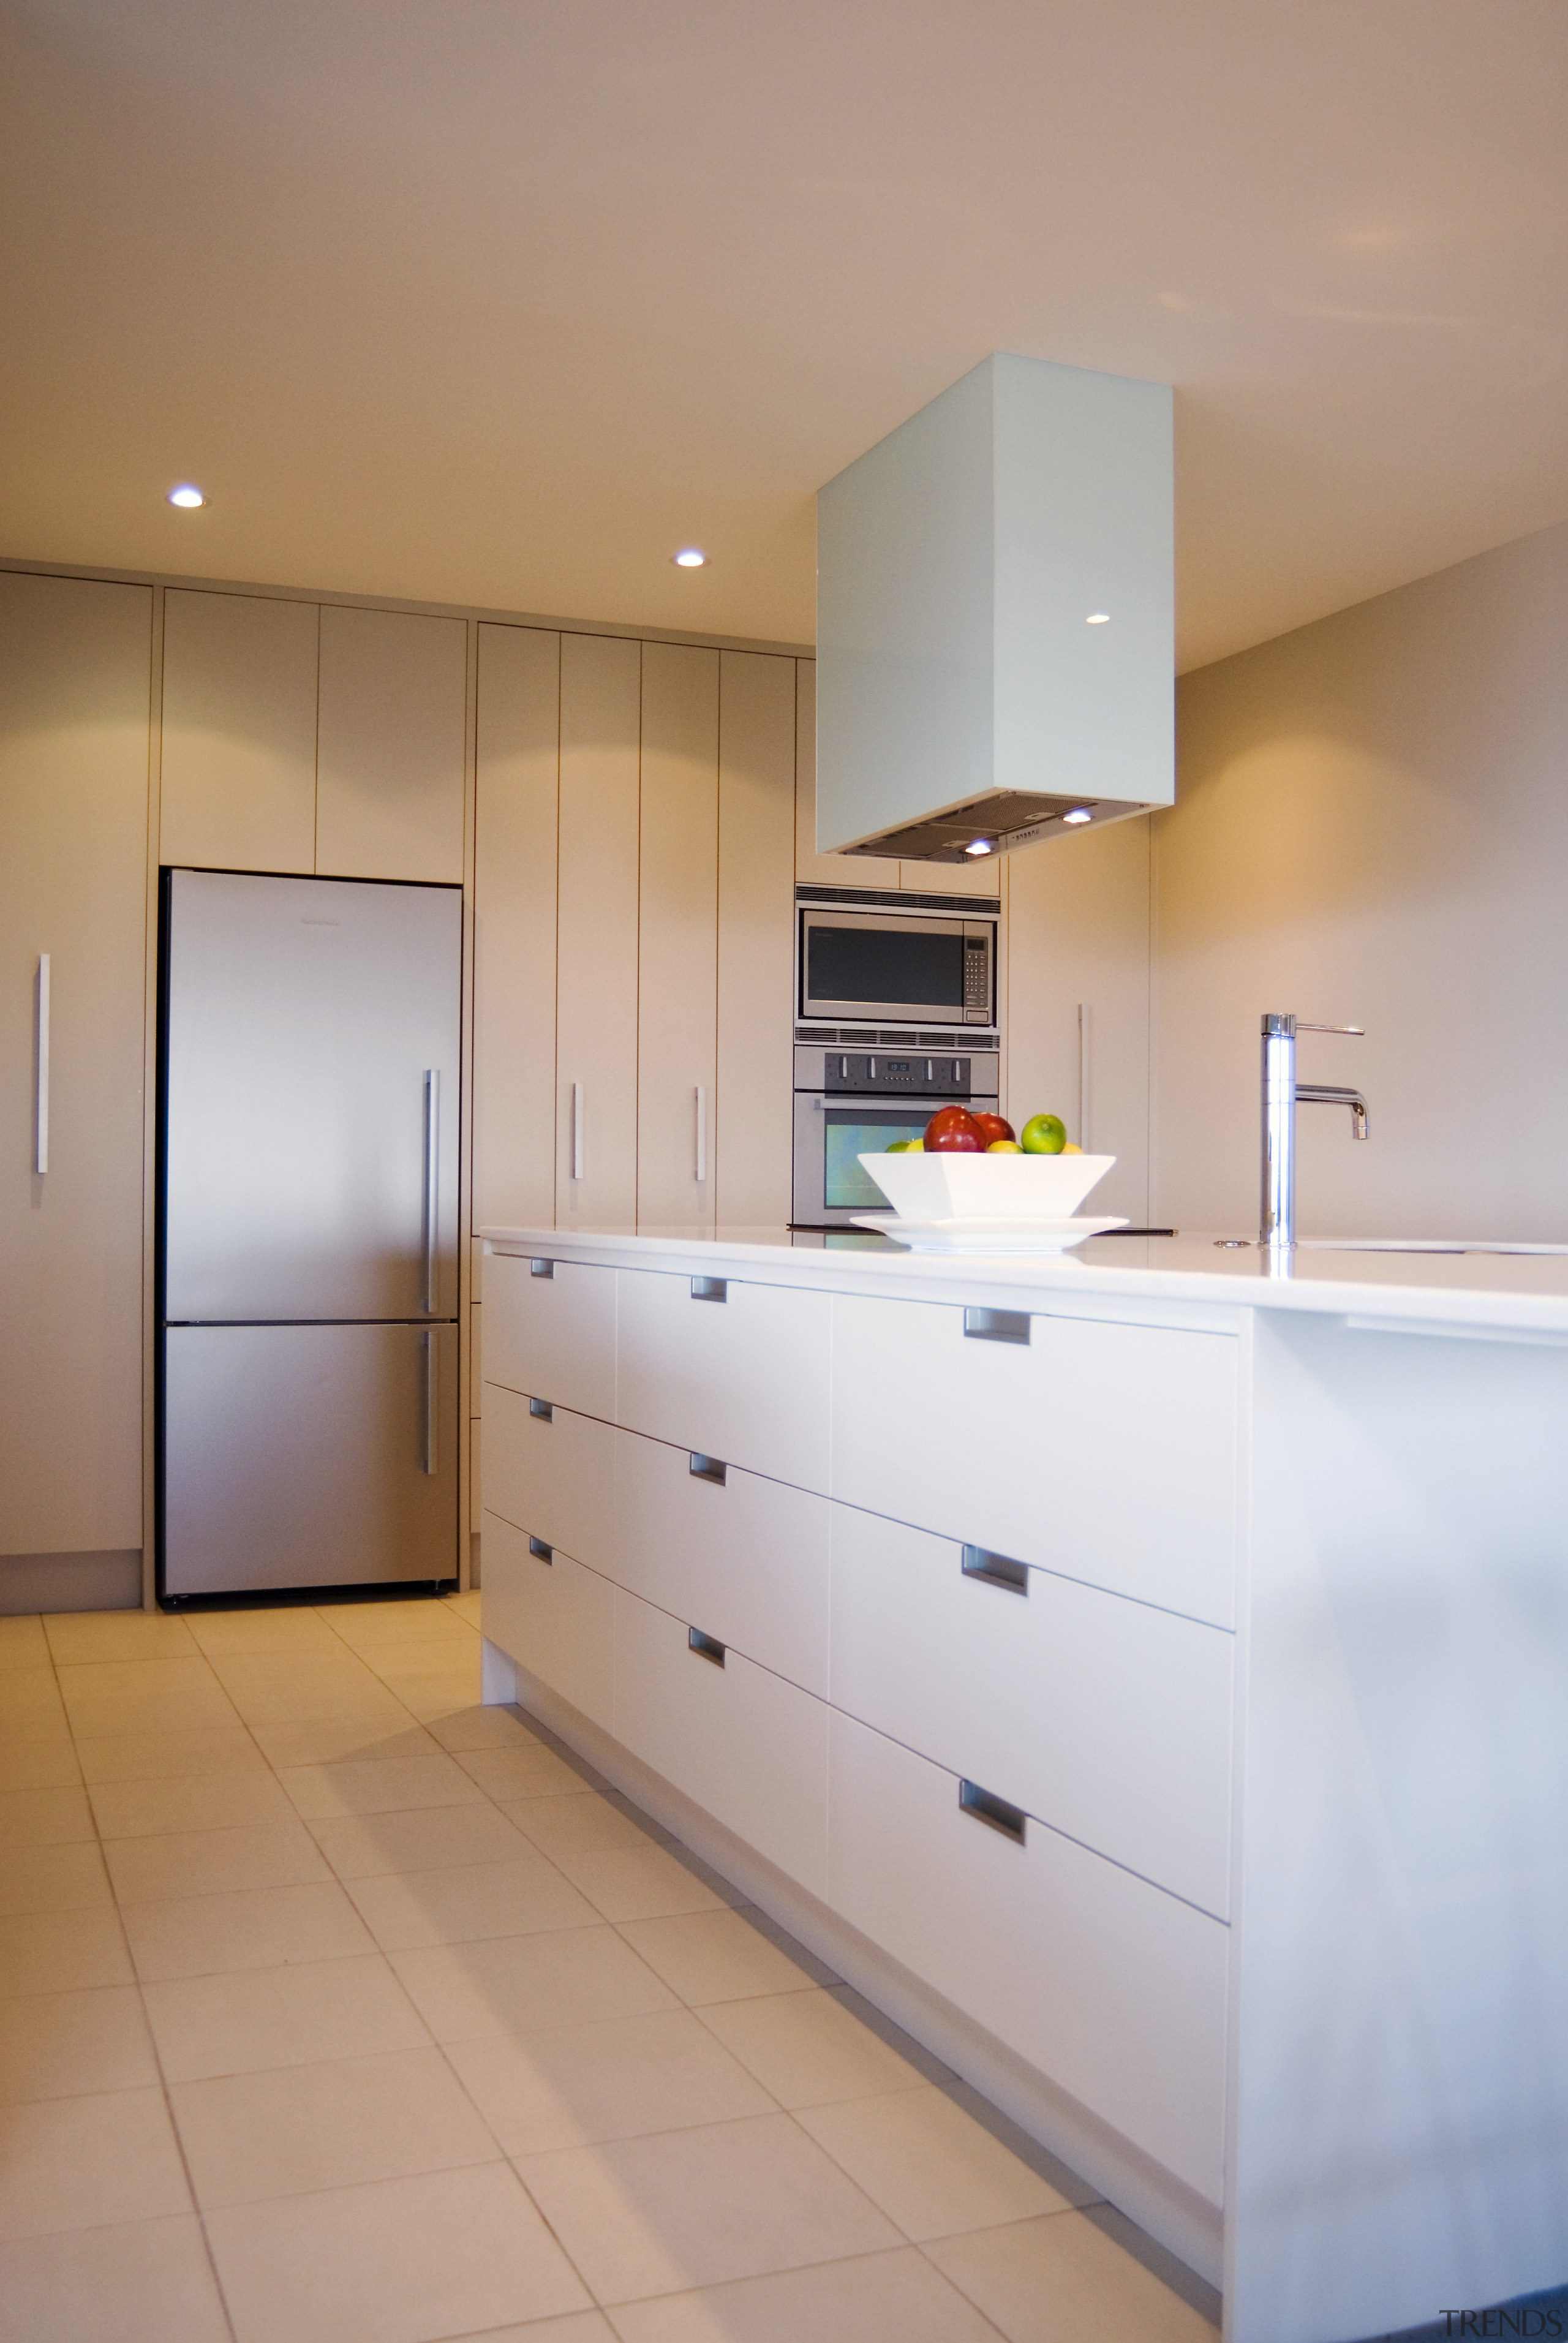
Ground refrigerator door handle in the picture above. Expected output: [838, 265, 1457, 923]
[422, 1069, 439, 1313]
[421, 1330, 437, 1474]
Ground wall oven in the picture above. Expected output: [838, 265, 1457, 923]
[792, 1042, 1001, 1229]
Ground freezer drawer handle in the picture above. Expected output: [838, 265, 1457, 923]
[959, 1781, 1027, 1844]
[420, 1332, 437, 1475]
[34, 954, 50, 1175]
[688, 1626, 726, 1667]
[528, 1536, 554, 1563]
[963, 1307, 1030, 1345]
[962, 1546, 1028, 1594]
[421, 1070, 440, 1313]
[529, 1397, 554, 1422]
[689, 1453, 727, 1487]
[530, 1259, 554, 1279]
[690, 1276, 727, 1302]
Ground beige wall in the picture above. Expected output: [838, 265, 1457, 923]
[1152, 517, 1568, 1240]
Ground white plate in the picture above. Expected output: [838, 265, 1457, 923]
[851, 1213, 1129, 1255]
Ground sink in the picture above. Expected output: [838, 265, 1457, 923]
[1298, 1239, 1568, 1256]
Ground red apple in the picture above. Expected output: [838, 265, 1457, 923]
[924, 1105, 984, 1153]
[971, 1112, 1016, 1148]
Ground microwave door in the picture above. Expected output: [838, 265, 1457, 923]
[799, 912, 991, 1026]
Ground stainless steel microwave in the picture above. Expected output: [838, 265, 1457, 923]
[796, 890, 997, 1029]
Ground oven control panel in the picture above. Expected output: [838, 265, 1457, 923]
[795, 1046, 1000, 1102]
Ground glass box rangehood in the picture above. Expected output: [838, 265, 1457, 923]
[815, 352, 1174, 864]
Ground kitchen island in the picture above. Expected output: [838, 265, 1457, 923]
[475, 1224, 1568, 2343]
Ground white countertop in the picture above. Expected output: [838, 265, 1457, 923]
[479, 1223, 1568, 1338]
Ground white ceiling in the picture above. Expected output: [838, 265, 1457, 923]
[3, 0, 1566, 668]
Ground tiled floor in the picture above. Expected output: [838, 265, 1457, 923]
[0, 1594, 1221, 2342]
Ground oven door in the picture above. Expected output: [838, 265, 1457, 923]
[798, 911, 994, 1027]
[792, 1096, 939, 1228]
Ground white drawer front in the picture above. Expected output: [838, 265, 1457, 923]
[613, 1431, 831, 1697]
[832, 1294, 1238, 1627]
[616, 1267, 831, 1492]
[613, 1587, 828, 1895]
[827, 1709, 1227, 2205]
[481, 1511, 614, 1730]
[829, 1504, 1232, 1917]
[482, 1386, 616, 1575]
[483, 1251, 616, 1421]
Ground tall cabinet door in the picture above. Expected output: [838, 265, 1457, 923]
[717, 651, 796, 1225]
[556, 633, 640, 1231]
[637, 643, 718, 1228]
[1, 572, 151, 1571]
[160, 590, 318, 873]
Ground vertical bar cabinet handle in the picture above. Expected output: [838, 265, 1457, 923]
[695, 1085, 707, 1183]
[571, 1082, 585, 1182]
[422, 1069, 439, 1313]
[35, 954, 50, 1175]
[421, 1330, 437, 1474]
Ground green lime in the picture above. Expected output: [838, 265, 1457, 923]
[1020, 1113, 1067, 1155]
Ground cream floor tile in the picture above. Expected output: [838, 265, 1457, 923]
[0, 2211, 234, 2343]
[105, 1819, 335, 1904]
[0, 1839, 113, 1917]
[0, 1781, 95, 1846]
[614, 1908, 838, 2007]
[0, 1729, 82, 1790]
[429, 1703, 543, 1753]
[321, 1599, 477, 1652]
[0, 1667, 67, 1726]
[0, 1907, 134, 1995]
[122, 1879, 377, 1981]
[390, 1923, 680, 2042]
[277, 1750, 490, 1820]
[184, 1606, 344, 1655]
[446, 2005, 775, 2154]
[346, 1855, 600, 1950]
[249, 1716, 439, 1769]
[75, 1724, 270, 1785]
[89, 1768, 297, 1838]
[43, 1611, 198, 1664]
[502, 1790, 669, 1858]
[606, 2246, 1006, 2342]
[307, 1798, 533, 1879]
[205, 2162, 590, 2343]
[445, 2320, 615, 2343]
[454, 1742, 590, 1800]
[0, 2085, 192, 2238]
[516, 2110, 903, 2302]
[144, 1951, 431, 2083]
[0, 1616, 48, 1666]
[795, 2087, 1079, 2241]
[63, 1675, 241, 1740]
[172, 2044, 499, 2208]
[0, 1984, 159, 2103]
[368, 1665, 484, 1724]
[441, 1590, 483, 1624]
[552, 1843, 739, 1924]
[206, 1651, 413, 1729]
[698, 1989, 936, 2110]
[925, 2213, 1220, 2343]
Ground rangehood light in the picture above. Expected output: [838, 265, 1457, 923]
[673, 547, 706, 567]
[1063, 807, 1093, 826]
[167, 483, 206, 509]
[1087, 611, 1110, 624]
[963, 838, 995, 857]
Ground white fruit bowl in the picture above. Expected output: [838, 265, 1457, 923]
[859, 1150, 1116, 1221]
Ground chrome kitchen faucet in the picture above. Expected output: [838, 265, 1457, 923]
[1261, 1013, 1369, 1250]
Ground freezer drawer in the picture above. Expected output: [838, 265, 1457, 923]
[162, 1322, 459, 1595]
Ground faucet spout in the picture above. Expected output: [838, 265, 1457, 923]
[1297, 1083, 1370, 1141]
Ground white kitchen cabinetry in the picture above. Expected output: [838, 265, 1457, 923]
[637, 643, 719, 1229]
[482, 1386, 616, 1577]
[831, 1291, 1239, 1628]
[315, 605, 467, 884]
[615, 1264, 831, 1490]
[826, 1707, 1227, 2204]
[827, 1502, 1232, 1916]
[481, 1251, 616, 1421]
[1, 572, 151, 1599]
[481, 1510, 614, 1731]
[717, 651, 796, 1225]
[159, 589, 319, 874]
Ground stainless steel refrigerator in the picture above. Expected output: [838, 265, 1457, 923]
[158, 869, 462, 1598]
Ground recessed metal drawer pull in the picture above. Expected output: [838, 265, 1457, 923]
[530, 1258, 554, 1279]
[960, 1781, 1027, 1843]
[528, 1536, 553, 1563]
[961, 1546, 1028, 1594]
[691, 1276, 727, 1302]
[529, 1397, 553, 1421]
[689, 1454, 727, 1487]
[688, 1626, 726, 1666]
[963, 1307, 1030, 1345]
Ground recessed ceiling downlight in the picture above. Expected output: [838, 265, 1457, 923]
[673, 547, 706, 567]
[1063, 807, 1093, 826]
[1086, 611, 1110, 624]
[167, 484, 206, 509]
